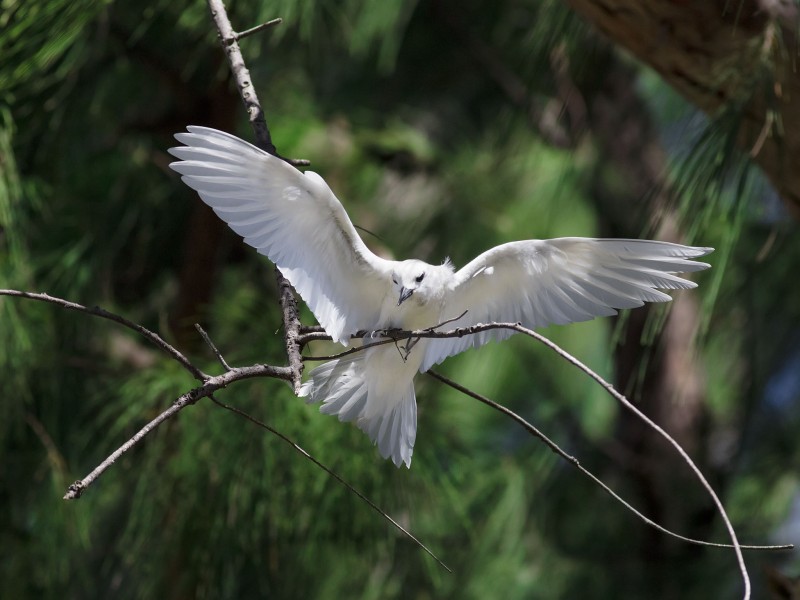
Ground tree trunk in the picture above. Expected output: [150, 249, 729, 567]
[566, 0, 800, 219]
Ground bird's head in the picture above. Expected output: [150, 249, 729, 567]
[391, 259, 453, 306]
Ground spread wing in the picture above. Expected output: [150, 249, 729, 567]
[169, 126, 393, 344]
[420, 238, 712, 371]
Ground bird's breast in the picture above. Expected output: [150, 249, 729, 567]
[376, 295, 442, 330]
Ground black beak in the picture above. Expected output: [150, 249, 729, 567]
[398, 287, 414, 306]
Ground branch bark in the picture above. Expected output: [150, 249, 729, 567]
[564, 0, 800, 219]
[206, 0, 276, 155]
[0, 289, 206, 380]
[205, 0, 304, 393]
[63, 364, 292, 500]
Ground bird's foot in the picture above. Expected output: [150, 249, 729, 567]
[394, 335, 420, 362]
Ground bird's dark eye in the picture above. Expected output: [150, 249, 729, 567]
[392, 277, 398, 285]
[415, 273, 425, 283]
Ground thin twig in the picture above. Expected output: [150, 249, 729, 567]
[427, 370, 792, 552]
[208, 395, 452, 573]
[428, 309, 469, 331]
[302, 337, 398, 362]
[478, 321, 753, 595]
[224, 18, 282, 44]
[194, 323, 232, 371]
[63, 363, 293, 499]
[64, 387, 201, 499]
[0, 289, 206, 380]
[508, 322, 752, 592]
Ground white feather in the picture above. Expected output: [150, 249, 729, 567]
[169, 127, 714, 468]
[169, 126, 392, 344]
[419, 238, 712, 371]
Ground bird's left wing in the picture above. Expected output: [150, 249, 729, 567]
[420, 238, 712, 371]
[169, 126, 393, 344]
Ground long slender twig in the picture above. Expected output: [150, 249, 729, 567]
[427, 370, 791, 552]
[64, 387, 201, 500]
[63, 363, 293, 499]
[208, 395, 451, 572]
[195, 323, 232, 371]
[0, 289, 206, 380]
[508, 322, 752, 593]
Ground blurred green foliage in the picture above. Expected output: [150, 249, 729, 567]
[1, 0, 799, 599]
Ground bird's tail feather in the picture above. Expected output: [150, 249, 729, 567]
[298, 353, 417, 468]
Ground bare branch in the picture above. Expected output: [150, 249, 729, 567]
[0, 289, 206, 380]
[4, 285, 446, 566]
[224, 18, 282, 43]
[429, 309, 469, 330]
[208, 395, 452, 572]
[63, 363, 293, 500]
[304, 319, 792, 571]
[302, 337, 398, 362]
[276, 269, 304, 393]
[206, 0, 275, 154]
[194, 323, 232, 371]
[427, 370, 793, 553]
[205, 0, 305, 393]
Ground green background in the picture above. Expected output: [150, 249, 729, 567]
[2, 1, 798, 598]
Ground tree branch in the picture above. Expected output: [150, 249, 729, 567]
[224, 18, 283, 43]
[0, 289, 206, 381]
[564, 0, 800, 220]
[302, 319, 793, 586]
[205, 0, 306, 393]
[506, 323, 752, 590]
[2, 284, 447, 567]
[195, 322, 232, 371]
[206, 0, 276, 155]
[63, 363, 292, 500]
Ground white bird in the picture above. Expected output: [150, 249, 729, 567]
[168, 126, 713, 468]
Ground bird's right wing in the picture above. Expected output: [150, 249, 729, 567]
[169, 126, 393, 344]
[420, 238, 712, 371]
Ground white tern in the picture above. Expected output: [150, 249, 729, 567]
[168, 126, 713, 468]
